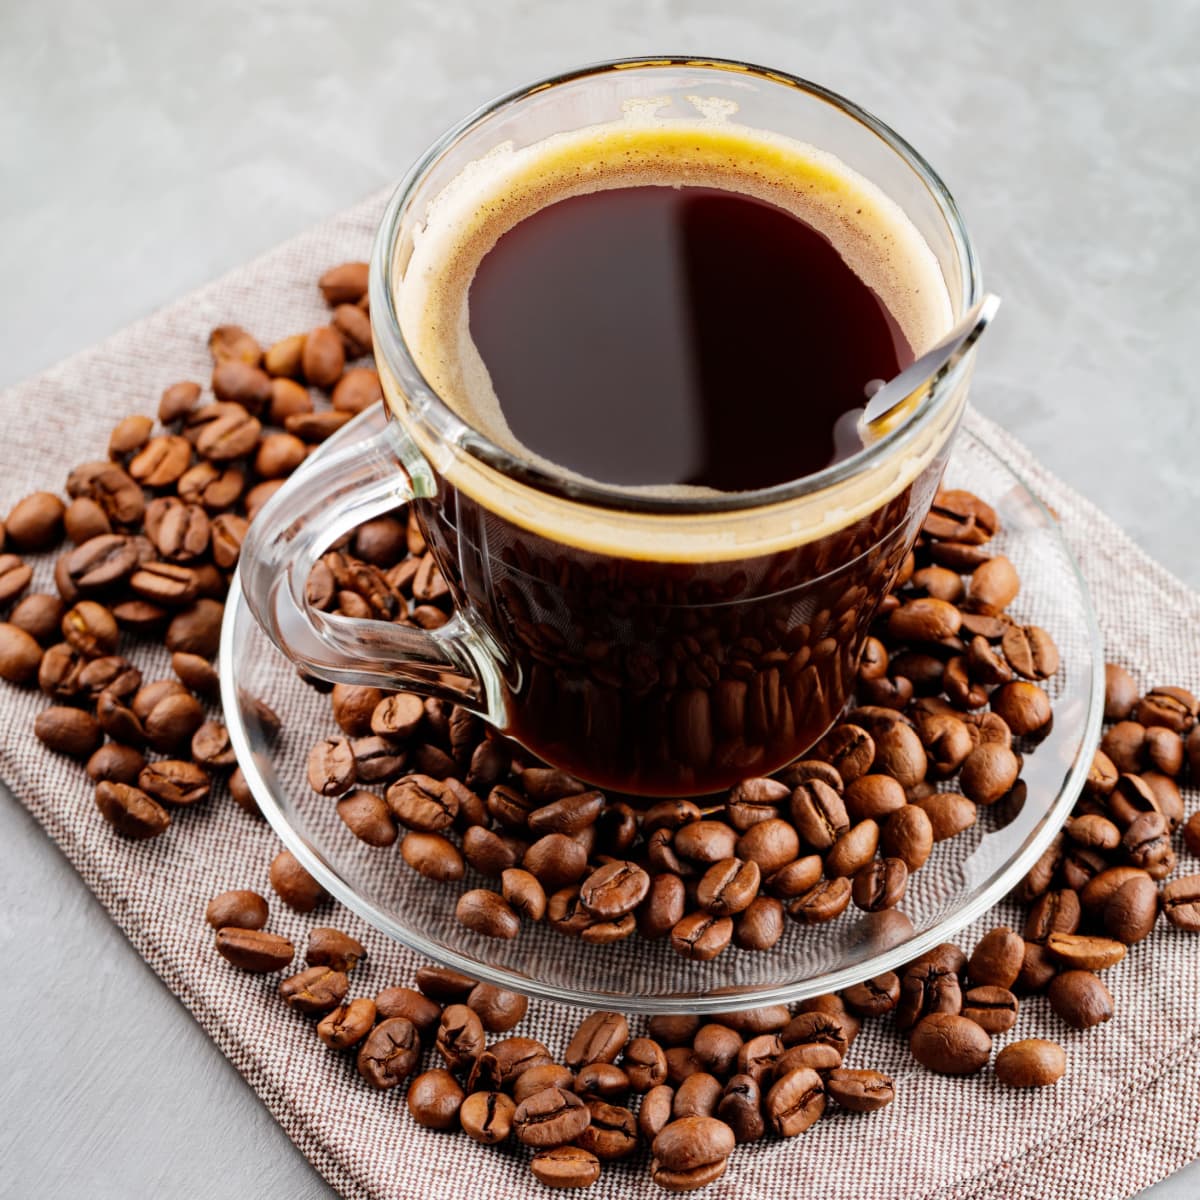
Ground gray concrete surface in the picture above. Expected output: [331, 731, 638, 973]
[1, 1, 1197, 1197]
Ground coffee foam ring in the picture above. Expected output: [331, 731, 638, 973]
[379, 355, 972, 565]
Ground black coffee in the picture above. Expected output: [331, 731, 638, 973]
[467, 185, 912, 491]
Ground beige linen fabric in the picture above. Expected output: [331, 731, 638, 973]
[1, 191, 1197, 1200]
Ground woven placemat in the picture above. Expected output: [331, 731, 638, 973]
[1, 190, 1197, 1200]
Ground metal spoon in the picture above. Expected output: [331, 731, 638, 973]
[858, 292, 1001, 436]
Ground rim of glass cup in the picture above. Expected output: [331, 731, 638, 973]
[221, 416, 1105, 1014]
[368, 55, 983, 515]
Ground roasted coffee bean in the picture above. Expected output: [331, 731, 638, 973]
[165, 598, 223, 658]
[307, 737, 356, 797]
[1135, 686, 1198, 733]
[1104, 874, 1160, 944]
[0, 622, 43, 684]
[961, 985, 1019, 1034]
[650, 1157, 728, 1192]
[463, 826, 523, 877]
[765, 1067, 825, 1136]
[734, 1034, 784, 1085]
[652, 1114, 735, 1173]
[401, 832, 464, 882]
[1182, 809, 1200, 858]
[215, 926, 293, 973]
[991, 681, 1052, 737]
[513, 1087, 590, 1148]
[994, 1039, 1066, 1089]
[64, 534, 139, 591]
[637, 1086, 676, 1143]
[695, 857, 761, 916]
[62, 600, 119, 658]
[9, 593, 65, 645]
[844, 773, 908, 821]
[1024, 889, 1082, 943]
[1066, 812, 1122, 851]
[1080, 866, 1150, 916]
[190, 720, 235, 768]
[734, 818, 799, 874]
[960, 743, 1020, 806]
[487, 783, 538, 830]
[285, 410, 354, 442]
[966, 554, 1019, 614]
[1103, 663, 1139, 720]
[501, 868, 547, 921]
[563, 1011, 628, 1069]
[685, 1024, 739, 1078]
[824, 818, 879, 878]
[725, 776, 789, 831]
[374, 986, 441, 1037]
[574, 1062, 631, 1103]
[515, 1065, 573, 1107]
[733, 895, 785, 951]
[460, 1090, 517, 1145]
[530, 1145, 602, 1189]
[1108, 772, 1162, 828]
[387, 774, 457, 831]
[106, 415, 152, 460]
[522, 833, 587, 890]
[405, 1069, 465, 1131]
[670, 911, 733, 961]
[370, 692, 425, 740]
[780, 1010, 855, 1057]
[826, 1068, 895, 1112]
[317, 997, 377, 1050]
[305, 927, 365, 973]
[717, 1075, 765, 1143]
[1016, 941, 1058, 994]
[358, 1017, 420, 1089]
[870, 720, 927, 789]
[968, 927, 1025, 988]
[673, 820, 738, 864]
[774, 1042, 842, 1076]
[456, 889, 520, 939]
[1003, 624, 1060, 681]
[672, 1071, 723, 1120]
[463, 982, 527, 1033]
[1162, 874, 1200, 931]
[0, 554, 33, 604]
[205, 889, 268, 931]
[228, 767, 260, 818]
[637, 872, 686, 941]
[269, 848, 326, 912]
[6, 492, 65, 551]
[280, 965, 349, 1015]
[842, 971, 900, 1018]
[330, 684, 386, 736]
[579, 861, 651, 918]
[1144, 729, 1184, 778]
[789, 779, 849, 851]
[94, 780, 169, 839]
[621, 1037, 667, 1092]
[816, 724, 875, 784]
[436, 1004, 486, 1071]
[85, 742, 146, 785]
[527, 789, 605, 838]
[909, 1013, 991, 1075]
[786, 876, 851, 925]
[413, 964, 477, 1004]
[301, 325, 346, 388]
[1049, 970, 1114, 1028]
[851, 856, 908, 911]
[143, 691, 205, 754]
[335, 790, 396, 847]
[912, 793, 975, 845]
[888, 597, 962, 643]
[470, 1037, 554, 1091]
[895, 962, 961, 1032]
[35, 705, 102, 758]
[138, 760, 210, 807]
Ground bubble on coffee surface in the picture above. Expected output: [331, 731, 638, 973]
[396, 104, 953, 497]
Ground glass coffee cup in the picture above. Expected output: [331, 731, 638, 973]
[240, 57, 984, 798]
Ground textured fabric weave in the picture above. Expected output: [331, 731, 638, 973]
[1, 191, 1197, 1200]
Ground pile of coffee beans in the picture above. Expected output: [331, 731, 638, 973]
[2, 260, 1198, 1192]
[0, 262, 379, 836]
[209, 858, 901, 1191]
[300, 486, 1059, 961]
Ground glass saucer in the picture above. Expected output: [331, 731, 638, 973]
[221, 409, 1104, 1014]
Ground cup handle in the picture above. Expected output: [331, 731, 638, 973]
[238, 404, 499, 715]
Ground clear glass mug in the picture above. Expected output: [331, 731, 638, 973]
[240, 57, 982, 798]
